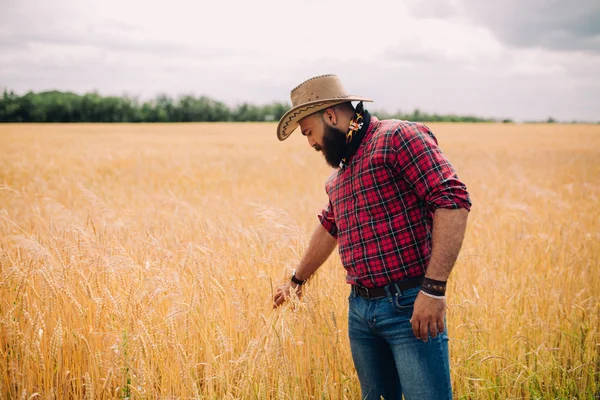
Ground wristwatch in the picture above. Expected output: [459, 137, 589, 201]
[291, 270, 306, 285]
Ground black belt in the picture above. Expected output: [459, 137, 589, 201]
[351, 276, 423, 299]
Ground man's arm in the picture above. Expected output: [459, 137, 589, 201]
[273, 223, 337, 308]
[411, 207, 469, 341]
[425, 208, 469, 281]
[390, 123, 471, 341]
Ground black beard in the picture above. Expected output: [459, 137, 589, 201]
[321, 124, 349, 168]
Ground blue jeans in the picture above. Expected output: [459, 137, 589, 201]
[348, 285, 452, 400]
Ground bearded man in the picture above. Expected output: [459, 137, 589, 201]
[273, 74, 471, 400]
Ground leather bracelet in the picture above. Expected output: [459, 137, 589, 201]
[421, 285, 446, 297]
[422, 277, 446, 296]
[291, 272, 306, 286]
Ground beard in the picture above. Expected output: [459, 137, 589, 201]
[320, 123, 349, 168]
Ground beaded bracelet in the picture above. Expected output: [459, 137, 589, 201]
[420, 290, 446, 300]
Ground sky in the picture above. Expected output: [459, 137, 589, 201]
[1, 0, 599, 121]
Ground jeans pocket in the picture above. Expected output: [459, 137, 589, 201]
[390, 287, 419, 313]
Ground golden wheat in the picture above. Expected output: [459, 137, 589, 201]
[0, 122, 598, 399]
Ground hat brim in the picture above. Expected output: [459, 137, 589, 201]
[277, 96, 373, 141]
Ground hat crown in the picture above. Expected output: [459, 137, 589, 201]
[290, 74, 349, 107]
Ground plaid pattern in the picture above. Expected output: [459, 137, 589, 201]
[318, 117, 471, 288]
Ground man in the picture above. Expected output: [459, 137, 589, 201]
[273, 74, 471, 400]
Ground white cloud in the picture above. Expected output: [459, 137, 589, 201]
[0, 0, 598, 121]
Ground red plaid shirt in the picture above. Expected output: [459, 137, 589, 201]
[318, 117, 471, 288]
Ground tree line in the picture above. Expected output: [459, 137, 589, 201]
[1, 89, 509, 123]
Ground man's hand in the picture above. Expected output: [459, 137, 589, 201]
[271, 224, 337, 309]
[273, 282, 302, 308]
[410, 292, 446, 341]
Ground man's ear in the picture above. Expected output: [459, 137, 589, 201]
[323, 108, 338, 126]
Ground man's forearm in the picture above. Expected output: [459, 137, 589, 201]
[424, 208, 469, 281]
[294, 224, 338, 281]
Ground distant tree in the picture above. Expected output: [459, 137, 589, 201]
[0, 90, 16, 121]
[0, 89, 511, 124]
[413, 108, 422, 121]
[263, 102, 289, 121]
[232, 103, 264, 122]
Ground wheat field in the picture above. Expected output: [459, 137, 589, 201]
[0, 122, 598, 399]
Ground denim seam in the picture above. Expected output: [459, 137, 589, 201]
[433, 333, 452, 399]
[390, 292, 414, 313]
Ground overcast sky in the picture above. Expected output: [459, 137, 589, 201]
[1, 0, 599, 121]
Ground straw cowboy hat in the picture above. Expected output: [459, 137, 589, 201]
[277, 74, 373, 141]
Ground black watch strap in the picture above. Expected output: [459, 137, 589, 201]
[291, 273, 306, 285]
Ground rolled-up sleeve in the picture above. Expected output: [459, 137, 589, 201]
[318, 200, 338, 238]
[392, 123, 471, 213]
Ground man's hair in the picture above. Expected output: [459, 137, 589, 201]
[315, 102, 356, 126]
[301, 102, 356, 124]
[322, 101, 355, 115]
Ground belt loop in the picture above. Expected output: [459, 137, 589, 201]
[364, 287, 370, 299]
[393, 283, 402, 297]
[383, 285, 393, 302]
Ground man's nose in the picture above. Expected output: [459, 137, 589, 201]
[307, 136, 317, 148]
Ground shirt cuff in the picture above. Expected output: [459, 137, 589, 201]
[428, 193, 472, 212]
[318, 213, 338, 238]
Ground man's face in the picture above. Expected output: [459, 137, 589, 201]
[299, 112, 348, 168]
